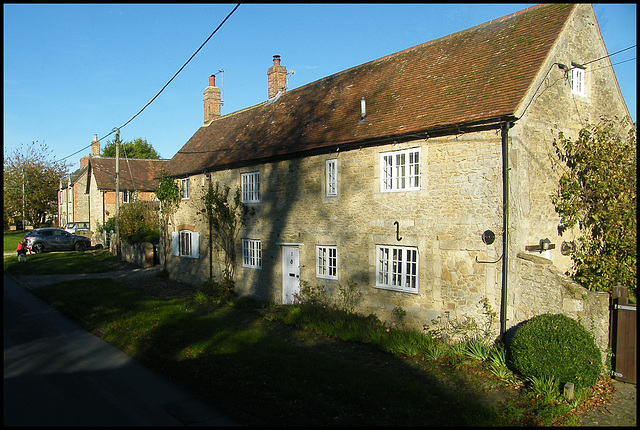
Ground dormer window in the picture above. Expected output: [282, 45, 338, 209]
[571, 64, 585, 96]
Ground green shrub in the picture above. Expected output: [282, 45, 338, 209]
[336, 280, 363, 313]
[509, 313, 602, 389]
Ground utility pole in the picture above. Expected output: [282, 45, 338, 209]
[115, 129, 120, 259]
[22, 166, 25, 230]
[67, 174, 71, 223]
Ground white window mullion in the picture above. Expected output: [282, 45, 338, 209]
[316, 245, 338, 279]
[242, 172, 260, 203]
[381, 148, 421, 192]
[326, 159, 337, 196]
[242, 239, 262, 268]
[376, 245, 419, 293]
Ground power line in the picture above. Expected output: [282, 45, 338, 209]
[117, 3, 240, 132]
[57, 3, 241, 164]
[583, 44, 636, 66]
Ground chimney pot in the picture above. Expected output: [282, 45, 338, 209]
[209, 74, 216, 87]
[273, 55, 281, 65]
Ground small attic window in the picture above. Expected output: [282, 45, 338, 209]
[571, 64, 585, 96]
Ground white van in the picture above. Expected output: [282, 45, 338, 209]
[64, 222, 90, 234]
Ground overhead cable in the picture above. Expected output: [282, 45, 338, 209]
[57, 3, 241, 164]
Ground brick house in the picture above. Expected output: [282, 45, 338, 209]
[161, 4, 630, 346]
[58, 135, 169, 234]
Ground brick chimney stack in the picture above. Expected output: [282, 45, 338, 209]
[81, 135, 100, 168]
[267, 55, 287, 99]
[204, 74, 221, 124]
[91, 134, 100, 156]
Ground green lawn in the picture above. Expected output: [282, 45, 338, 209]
[4, 230, 28, 253]
[6, 248, 607, 426]
[32, 278, 513, 426]
[3, 247, 117, 276]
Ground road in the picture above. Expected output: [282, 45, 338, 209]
[3, 274, 237, 426]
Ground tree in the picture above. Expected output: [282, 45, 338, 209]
[155, 169, 181, 273]
[3, 141, 69, 227]
[552, 116, 636, 296]
[102, 137, 161, 159]
[202, 181, 253, 283]
[118, 197, 159, 244]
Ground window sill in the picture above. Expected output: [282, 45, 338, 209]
[374, 285, 419, 294]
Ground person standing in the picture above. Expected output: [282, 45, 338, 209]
[16, 241, 28, 262]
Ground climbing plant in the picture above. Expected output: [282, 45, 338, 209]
[155, 169, 181, 272]
[202, 181, 253, 282]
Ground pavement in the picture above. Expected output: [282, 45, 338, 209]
[4, 270, 238, 426]
[5, 258, 637, 426]
[579, 380, 637, 427]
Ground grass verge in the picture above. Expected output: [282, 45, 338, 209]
[32, 279, 514, 426]
[13, 250, 614, 426]
[3, 250, 116, 276]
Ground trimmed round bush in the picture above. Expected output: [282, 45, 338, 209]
[509, 313, 602, 389]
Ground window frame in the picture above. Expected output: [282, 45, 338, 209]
[571, 65, 585, 96]
[380, 147, 421, 192]
[375, 245, 419, 293]
[171, 230, 199, 258]
[241, 171, 260, 203]
[180, 178, 190, 200]
[316, 245, 338, 279]
[326, 159, 337, 197]
[242, 238, 262, 269]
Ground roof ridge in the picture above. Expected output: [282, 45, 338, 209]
[258, 4, 562, 100]
[366, 4, 556, 67]
[92, 156, 169, 161]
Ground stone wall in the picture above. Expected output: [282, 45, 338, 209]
[511, 252, 609, 353]
[118, 240, 156, 268]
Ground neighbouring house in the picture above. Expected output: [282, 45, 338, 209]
[161, 4, 631, 349]
[58, 135, 169, 237]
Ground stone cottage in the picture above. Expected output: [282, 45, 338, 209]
[58, 135, 169, 235]
[162, 4, 630, 348]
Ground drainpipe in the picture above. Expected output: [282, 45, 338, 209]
[208, 173, 213, 281]
[500, 121, 511, 341]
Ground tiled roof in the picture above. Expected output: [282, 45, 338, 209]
[62, 165, 89, 189]
[89, 157, 169, 191]
[165, 3, 574, 177]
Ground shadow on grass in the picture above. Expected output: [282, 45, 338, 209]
[33, 279, 514, 426]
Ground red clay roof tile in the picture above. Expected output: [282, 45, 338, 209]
[166, 3, 574, 177]
[90, 157, 169, 191]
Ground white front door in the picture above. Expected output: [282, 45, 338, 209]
[282, 246, 300, 304]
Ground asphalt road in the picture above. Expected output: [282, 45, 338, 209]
[3, 274, 237, 426]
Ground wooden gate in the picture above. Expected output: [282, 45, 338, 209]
[609, 286, 637, 384]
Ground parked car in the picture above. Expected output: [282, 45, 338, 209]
[24, 228, 91, 253]
[64, 221, 90, 234]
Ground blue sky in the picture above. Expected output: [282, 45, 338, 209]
[4, 3, 636, 172]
